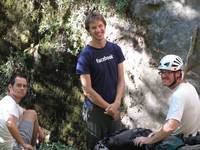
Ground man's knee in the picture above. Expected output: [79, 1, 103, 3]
[22, 109, 37, 122]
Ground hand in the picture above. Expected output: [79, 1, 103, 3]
[148, 132, 155, 137]
[23, 143, 33, 150]
[104, 103, 120, 120]
[38, 127, 45, 142]
[110, 102, 120, 113]
[112, 109, 120, 120]
[104, 104, 113, 116]
[134, 136, 150, 147]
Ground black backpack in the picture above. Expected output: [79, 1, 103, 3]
[94, 128, 153, 150]
[184, 132, 200, 145]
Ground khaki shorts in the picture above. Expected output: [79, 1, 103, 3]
[13, 120, 33, 150]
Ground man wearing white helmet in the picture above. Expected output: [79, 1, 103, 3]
[134, 54, 200, 149]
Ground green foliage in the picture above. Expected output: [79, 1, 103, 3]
[98, 0, 131, 16]
[116, 0, 130, 14]
[40, 143, 78, 150]
[0, 52, 29, 76]
[29, 52, 86, 149]
[0, 51, 32, 98]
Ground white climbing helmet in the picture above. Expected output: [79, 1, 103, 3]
[158, 54, 184, 71]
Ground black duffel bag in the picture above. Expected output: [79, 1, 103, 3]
[94, 128, 153, 150]
[184, 132, 200, 145]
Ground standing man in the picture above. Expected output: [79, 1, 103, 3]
[134, 54, 200, 149]
[0, 73, 44, 150]
[76, 11, 125, 149]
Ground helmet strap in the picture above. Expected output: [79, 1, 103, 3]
[168, 71, 181, 88]
[168, 74, 177, 88]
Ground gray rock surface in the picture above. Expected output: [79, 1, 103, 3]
[130, 0, 200, 59]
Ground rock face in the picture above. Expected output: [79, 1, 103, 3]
[184, 27, 200, 94]
[130, 0, 200, 59]
[105, 0, 200, 130]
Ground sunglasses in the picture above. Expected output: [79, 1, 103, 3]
[158, 70, 173, 75]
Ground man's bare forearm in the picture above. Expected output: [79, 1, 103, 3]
[82, 85, 110, 109]
[114, 79, 125, 108]
[7, 121, 26, 147]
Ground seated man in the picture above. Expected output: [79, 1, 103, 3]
[134, 54, 200, 149]
[0, 73, 44, 150]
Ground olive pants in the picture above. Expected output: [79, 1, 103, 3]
[82, 104, 123, 150]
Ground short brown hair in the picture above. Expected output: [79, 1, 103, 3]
[85, 11, 106, 32]
[9, 73, 28, 86]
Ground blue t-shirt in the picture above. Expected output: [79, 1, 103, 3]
[76, 41, 125, 105]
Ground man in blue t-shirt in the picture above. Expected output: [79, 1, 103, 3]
[76, 11, 125, 149]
